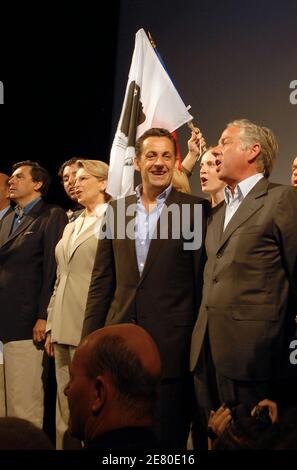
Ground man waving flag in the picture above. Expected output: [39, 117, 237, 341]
[107, 28, 193, 198]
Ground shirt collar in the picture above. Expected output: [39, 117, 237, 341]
[14, 196, 42, 217]
[135, 184, 172, 204]
[224, 173, 264, 205]
[224, 185, 242, 205]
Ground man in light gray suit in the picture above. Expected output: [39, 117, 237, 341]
[190, 119, 297, 447]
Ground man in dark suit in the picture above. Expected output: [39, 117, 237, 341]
[0, 160, 67, 427]
[82, 128, 208, 447]
[190, 119, 297, 447]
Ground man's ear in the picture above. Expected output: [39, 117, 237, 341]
[247, 143, 261, 163]
[33, 181, 43, 193]
[134, 157, 141, 172]
[92, 376, 107, 414]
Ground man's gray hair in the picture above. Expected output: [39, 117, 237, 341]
[227, 119, 278, 178]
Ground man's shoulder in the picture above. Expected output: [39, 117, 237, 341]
[40, 202, 67, 214]
[175, 191, 208, 205]
[266, 182, 297, 201]
[171, 191, 210, 217]
[267, 181, 287, 191]
[33, 201, 68, 224]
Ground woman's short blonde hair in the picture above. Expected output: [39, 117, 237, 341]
[76, 159, 109, 179]
[76, 159, 111, 201]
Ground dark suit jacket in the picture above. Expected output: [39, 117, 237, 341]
[0, 199, 68, 341]
[83, 188, 208, 379]
[190, 178, 297, 381]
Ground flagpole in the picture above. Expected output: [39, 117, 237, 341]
[147, 31, 156, 49]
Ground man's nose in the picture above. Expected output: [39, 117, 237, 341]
[69, 175, 76, 185]
[154, 155, 166, 166]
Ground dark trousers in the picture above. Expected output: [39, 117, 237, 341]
[153, 375, 194, 449]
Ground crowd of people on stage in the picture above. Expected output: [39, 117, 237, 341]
[0, 120, 296, 450]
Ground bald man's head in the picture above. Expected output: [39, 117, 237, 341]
[0, 173, 10, 210]
[65, 324, 161, 442]
[80, 324, 161, 419]
[83, 324, 161, 378]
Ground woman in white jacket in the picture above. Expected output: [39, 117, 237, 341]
[45, 159, 109, 449]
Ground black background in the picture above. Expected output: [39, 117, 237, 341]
[0, 2, 120, 207]
[113, 0, 297, 195]
[1, 0, 296, 202]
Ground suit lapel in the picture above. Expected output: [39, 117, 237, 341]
[0, 200, 45, 247]
[207, 201, 225, 250]
[217, 178, 268, 252]
[59, 221, 74, 263]
[68, 220, 96, 260]
[122, 195, 139, 279]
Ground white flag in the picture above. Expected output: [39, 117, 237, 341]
[107, 28, 193, 199]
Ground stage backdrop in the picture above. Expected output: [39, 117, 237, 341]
[112, 0, 297, 195]
[0, 2, 120, 207]
[1, 1, 296, 201]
